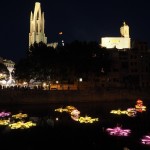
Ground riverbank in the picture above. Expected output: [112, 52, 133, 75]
[0, 88, 150, 105]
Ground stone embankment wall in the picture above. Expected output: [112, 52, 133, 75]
[0, 89, 150, 105]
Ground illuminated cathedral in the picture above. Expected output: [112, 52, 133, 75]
[101, 22, 131, 50]
[29, 2, 58, 49]
[29, 2, 47, 47]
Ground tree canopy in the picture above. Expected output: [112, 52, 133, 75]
[15, 41, 111, 83]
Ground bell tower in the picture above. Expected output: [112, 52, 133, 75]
[120, 22, 130, 38]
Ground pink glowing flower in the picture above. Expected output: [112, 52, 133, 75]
[106, 126, 131, 136]
[0, 111, 11, 117]
[141, 135, 150, 145]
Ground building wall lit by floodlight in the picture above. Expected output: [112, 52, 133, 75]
[29, 2, 47, 47]
[101, 22, 131, 50]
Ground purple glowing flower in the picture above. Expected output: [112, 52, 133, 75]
[0, 111, 11, 117]
[106, 126, 131, 136]
[141, 135, 150, 145]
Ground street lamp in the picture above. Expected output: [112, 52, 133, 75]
[78, 78, 82, 90]
[56, 81, 59, 90]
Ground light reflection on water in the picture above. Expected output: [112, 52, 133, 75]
[0, 101, 150, 150]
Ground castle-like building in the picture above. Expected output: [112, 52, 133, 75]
[101, 22, 131, 50]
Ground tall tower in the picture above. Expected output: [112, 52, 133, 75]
[29, 2, 47, 48]
[120, 22, 130, 38]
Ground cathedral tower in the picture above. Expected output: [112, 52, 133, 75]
[29, 2, 47, 48]
[120, 22, 130, 38]
[101, 21, 130, 49]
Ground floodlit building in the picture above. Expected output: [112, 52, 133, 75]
[101, 22, 131, 50]
[29, 2, 47, 48]
[29, 2, 58, 50]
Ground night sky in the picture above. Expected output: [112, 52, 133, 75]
[0, 0, 150, 62]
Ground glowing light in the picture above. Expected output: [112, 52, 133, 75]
[55, 105, 77, 114]
[126, 108, 137, 117]
[59, 32, 63, 35]
[106, 126, 131, 136]
[55, 107, 68, 113]
[70, 109, 80, 121]
[0, 119, 10, 125]
[135, 99, 146, 112]
[12, 113, 28, 119]
[65, 105, 77, 113]
[54, 105, 98, 123]
[43, 82, 46, 87]
[0, 111, 11, 117]
[110, 109, 127, 115]
[9, 121, 36, 129]
[78, 115, 99, 123]
[141, 135, 150, 145]
[79, 78, 82, 82]
[23, 81, 28, 86]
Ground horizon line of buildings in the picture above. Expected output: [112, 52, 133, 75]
[28, 2, 132, 51]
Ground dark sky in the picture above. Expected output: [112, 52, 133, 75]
[0, 0, 150, 62]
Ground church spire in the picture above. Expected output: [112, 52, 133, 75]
[29, 2, 47, 47]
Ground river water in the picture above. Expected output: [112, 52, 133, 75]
[0, 101, 150, 150]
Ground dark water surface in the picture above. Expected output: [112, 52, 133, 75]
[0, 101, 150, 150]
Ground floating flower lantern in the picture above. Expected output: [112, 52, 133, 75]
[126, 108, 137, 117]
[78, 115, 99, 123]
[141, 135, 150, 145]
[55, 107, 68, 113]
[106, 125, 131, 136]
[0, 119, 10, 125]
[9, 121, 36, 129]
[110, 109, 127, 115]
[65, 105, 77, 113]
[135, 99, 146, 112]
[70, 109, 80, 121]
[0, 111, 11, 118]
[12, 113, 28, 119]
[55, 105, 77, 113]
